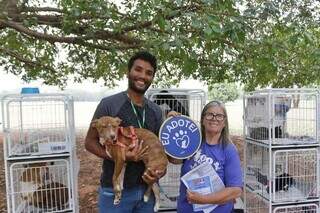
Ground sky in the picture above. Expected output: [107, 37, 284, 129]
[0, 71, 121, 93]
[0, 71, 207, 94]
[0, 72, 92, 93]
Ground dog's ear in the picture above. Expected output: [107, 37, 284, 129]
[91, 119, 98, 128]
[115, 117, 122, 125]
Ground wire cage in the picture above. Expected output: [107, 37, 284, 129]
[158, 163, 182, 209]
[146, 88, 206, 210]
[244, 89, 319, 145]
[245, 190, 269, 213]
[146, 88, 206, 125]
[273, 203, 319, 213]
[7, 158, 74, 213]
[246, 192, 319, 213]
[245, 141, 319, 206]
[1, 94, 75, 157]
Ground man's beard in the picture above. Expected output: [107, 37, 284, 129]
[128, 78, 151, 94]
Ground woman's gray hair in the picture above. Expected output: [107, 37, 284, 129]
[200, 100, 231, 146]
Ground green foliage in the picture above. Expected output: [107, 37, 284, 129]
[0, 0, 319, 89]
[208, 82, 239, 103]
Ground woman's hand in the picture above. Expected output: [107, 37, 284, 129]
[187, 187, 242, 205]
[167, 110, 180, 118]
[186, 190, 206, 204]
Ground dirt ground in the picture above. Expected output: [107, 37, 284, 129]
[0, 133, 243, 213]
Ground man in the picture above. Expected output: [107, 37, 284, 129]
[85, 51, 164, 212]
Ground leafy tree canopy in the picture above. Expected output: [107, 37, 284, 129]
[208, 82, 239, 103]
[0, 0, 319, 90]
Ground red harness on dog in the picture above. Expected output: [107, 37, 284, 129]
[104, 126, 139, 161]
[114, 126, 138, 148]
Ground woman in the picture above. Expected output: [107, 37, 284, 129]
[175, 100, 243, 213]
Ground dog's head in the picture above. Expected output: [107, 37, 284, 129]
[20, 162, 49, 183]
[91, 116, 122, 145]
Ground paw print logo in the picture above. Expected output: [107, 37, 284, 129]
[193, 149, 202, 161]
[173, 130, 190, 149]
[213, 162, 221, 171]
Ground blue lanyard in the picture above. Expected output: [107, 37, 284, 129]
[130, 100, 145, 128]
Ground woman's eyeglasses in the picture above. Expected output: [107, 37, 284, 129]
[204, 112, 225, 121]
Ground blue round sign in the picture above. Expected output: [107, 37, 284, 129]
[159, 115, 201, 159]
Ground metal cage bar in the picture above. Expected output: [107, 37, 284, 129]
[2, 93, 78, 213]
[244, 88, 320, 213]
[146, 88, 206, 210]
[2, 94, 74, 157]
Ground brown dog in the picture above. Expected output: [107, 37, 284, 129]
[20, 162, 50, 202]
[91, 116, 168, 211]
[20, 162, 49, 183]
[32, 182, 69, 210]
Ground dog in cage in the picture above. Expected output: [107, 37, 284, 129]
[247, 96, 291, 140]
[154, 90, 189, 116]
[252, 168, 295, 193]
[20, 162, 49, 184]
[19, 162, 69, 211]
[31, 182, 69, 211]
[20, 162, 50, 202]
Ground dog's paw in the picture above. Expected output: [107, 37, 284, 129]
[173, 130, 190, 149]
[143, 194, 150, 202]
[153, 201, 160, 212]
[113, 198, 121, 205]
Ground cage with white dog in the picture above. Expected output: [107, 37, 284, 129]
[7, 159, 74, 212]
[2, 91, 78, 213]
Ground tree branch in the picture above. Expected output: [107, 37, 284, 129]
[0, 46, 38, 67]
[2, 12, 144, 45]
[164, 63, 174, 77]
[0, 19, 90, 43]
[21, 6, 63, 13]
[0, 46, 59, 77]
[22, 14, 63, 26]
[2, 0, 20, 20]
[197, 58, 228, 68]
[78, 41, 142, 51]
[0, 19, 144, 49]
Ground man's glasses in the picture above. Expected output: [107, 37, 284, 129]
[204, 112, 225, 121]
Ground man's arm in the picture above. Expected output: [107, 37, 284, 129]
[84, 124, 110, 159]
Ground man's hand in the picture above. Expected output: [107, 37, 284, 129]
[142, 168, 165, 185]
[125, 140, 149, 162]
